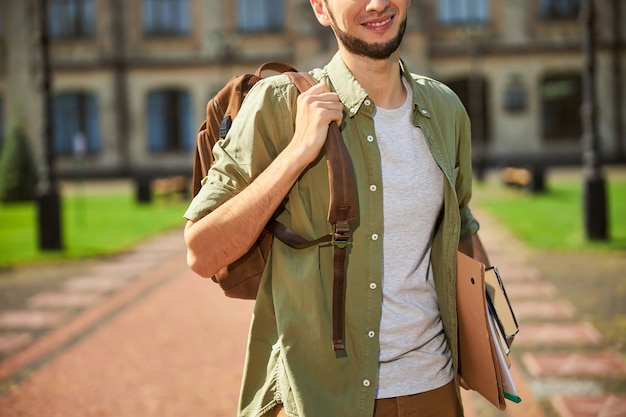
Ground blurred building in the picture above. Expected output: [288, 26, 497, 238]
[0, 0, 624, 180]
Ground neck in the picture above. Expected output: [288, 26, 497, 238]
[339, 49, 406, 109]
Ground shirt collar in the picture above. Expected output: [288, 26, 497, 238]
[399, 59, 432, 121]
[321, 52, 432, 122]
[324, 52, 371, 118]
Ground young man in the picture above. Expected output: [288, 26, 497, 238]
[184, 0, 489, 416]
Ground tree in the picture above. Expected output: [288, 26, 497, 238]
[0, 125, 40, 202]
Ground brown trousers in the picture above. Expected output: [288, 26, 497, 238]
[269, 380, 461, 417]
[373, 381, 461, 417]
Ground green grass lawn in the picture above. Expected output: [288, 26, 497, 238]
[0, 189, 189, 267]
[2, 174, 624, 267]
[474, 174, 626, 251]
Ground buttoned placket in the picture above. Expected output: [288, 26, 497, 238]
[355, 96, 382, 405]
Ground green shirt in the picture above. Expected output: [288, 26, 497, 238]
[185, 53, 479, 417]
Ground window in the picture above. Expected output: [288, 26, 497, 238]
[147, 89, 193, 153]
[52, 92, 102, 156]
[539, 0, 581, 20]
[446, 77, 491, 143]
[438, 0, 490, 25]
[47, 0, 95, 39]
[540, 74, 582, 141]
[143, 0, 190, 36]
[237, 0, 284, 33]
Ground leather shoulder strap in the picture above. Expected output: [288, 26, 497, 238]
[285, 71, 357, 351]
[285, 72, 359, 227]
[256, 62, 297, 76]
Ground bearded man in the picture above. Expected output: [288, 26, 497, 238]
[184, 1, 489, 416]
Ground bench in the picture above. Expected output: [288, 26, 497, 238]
[135, 175, 189, 203]
[502, 166, 546, 193]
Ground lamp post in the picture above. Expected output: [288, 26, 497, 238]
[581, 0, 608, 241]
[611, 0, 623, 161]
[111, 0, 130, 176]
[464, 23, 487, 182]
[36, 0, 63, 251]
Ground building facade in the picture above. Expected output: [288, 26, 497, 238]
[0, 0, 624, 180]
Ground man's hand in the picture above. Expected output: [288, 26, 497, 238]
[185, 83, 343, 279]
[460, 376, 471, 391]
[288, 82, 344, 166]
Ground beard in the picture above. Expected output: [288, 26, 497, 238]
[326, 9, 407, 60]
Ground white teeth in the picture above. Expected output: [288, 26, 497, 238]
[368, 17, 391, 27]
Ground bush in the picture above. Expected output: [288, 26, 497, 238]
[0, 125, 39, 202]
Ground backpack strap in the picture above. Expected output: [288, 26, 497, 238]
[285, 72, 358, 225]
[256, 62, 297, 76]
[285, 71, 358, 351]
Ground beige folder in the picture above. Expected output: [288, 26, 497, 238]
[456, 251, 520, 410]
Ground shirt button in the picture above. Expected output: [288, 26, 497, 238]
[368, 331, 376, 338]
[364, 99, 372, 106]
[350, 107, 357, 114]
[421, 109, 429, 116]
[366, 135, 374, 142]
[369, 283, 377, 290]
[363, 379, 371, 387]
[369, 184, 377, 192]
[371, 233, 379, 241]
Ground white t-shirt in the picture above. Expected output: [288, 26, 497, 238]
[374, 78, 454, 398]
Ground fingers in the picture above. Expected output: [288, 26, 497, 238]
[459, 377, 471, 391]
[297, 82, 343, 125]
[298, 82, 338, 105]
[288, 81, 343, 165]
[306, 81, 333, 94]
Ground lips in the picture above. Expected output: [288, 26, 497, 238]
[362, 15, 394, 31]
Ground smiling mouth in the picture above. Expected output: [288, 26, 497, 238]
[363, 16, 394, 29]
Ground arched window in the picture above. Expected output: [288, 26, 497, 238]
[237, 0, 284, 33]
[540, 73, 582, 141]
[147, 89, 193, 153]
[143, 0, 190, 36]
[47, 0, 95, 39]
[52, 92, 101, 156]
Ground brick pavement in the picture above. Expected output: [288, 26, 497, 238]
[0, 229, 254, 416]
[471, 208, 626, 417]
[0, 208, 624, 416]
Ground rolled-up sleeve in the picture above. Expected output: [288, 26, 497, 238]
[455, 104, 480, 241]
[183, 76, 297, 222]
[459, 206, 480, 241]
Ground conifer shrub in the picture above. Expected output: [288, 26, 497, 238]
[0, 125, 39, 202]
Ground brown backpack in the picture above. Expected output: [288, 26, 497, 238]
[191, 63, 357, 350]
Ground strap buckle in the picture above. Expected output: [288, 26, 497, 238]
[332, 223, 350, 249]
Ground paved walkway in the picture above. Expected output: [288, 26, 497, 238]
[0, 230, 254, 416]
[463, 208, 626, 417]
[0, 207, 625, 416]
